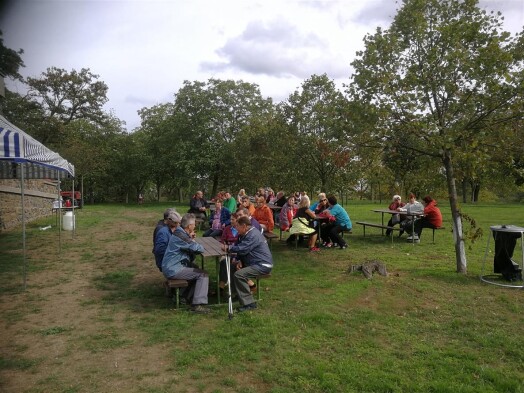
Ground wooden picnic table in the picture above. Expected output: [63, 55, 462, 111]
[372, 208, 423, 243]
[194, 236, 226, 304]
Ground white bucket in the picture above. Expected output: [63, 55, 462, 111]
[63, 211, 75, 231]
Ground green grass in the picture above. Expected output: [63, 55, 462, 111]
[0, 201, 523, 392]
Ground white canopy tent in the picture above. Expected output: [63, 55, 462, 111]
[0, 114, 75, 289]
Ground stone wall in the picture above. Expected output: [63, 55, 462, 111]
[0, 179, 58, 232]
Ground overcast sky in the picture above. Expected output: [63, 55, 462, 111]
[1, 0, 523, 132]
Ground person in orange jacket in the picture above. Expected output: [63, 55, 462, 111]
[252, 196, 274, 233]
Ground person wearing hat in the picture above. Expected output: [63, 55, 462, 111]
[385, 194, 405, 236]
[153, 210, 182, 272]
[162, 213, 211, 314]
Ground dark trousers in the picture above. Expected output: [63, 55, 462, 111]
[413, 218, 437, 237]
[320, 223, 347, 247]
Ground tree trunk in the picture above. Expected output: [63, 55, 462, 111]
[443, 150, 467, 274]
[461, 178, 468, 203]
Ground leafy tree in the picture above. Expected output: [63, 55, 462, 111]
[282, 74, 354, 193]
[349, 0, 524, 273]
[172, 79, 273, 196]
[26, 67, 108, 136]
[0, 30, 24, 81]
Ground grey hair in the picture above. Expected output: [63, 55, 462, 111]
[180, 213, 196, 228]
[163, 207, 176, 219]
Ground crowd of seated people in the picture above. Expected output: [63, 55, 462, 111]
[154, 187, 446, 315]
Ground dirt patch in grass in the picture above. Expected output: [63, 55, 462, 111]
[0, 208, 184, 393]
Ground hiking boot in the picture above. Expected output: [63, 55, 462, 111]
[190, 304, 211, 314]
[237, 303, 257, 312]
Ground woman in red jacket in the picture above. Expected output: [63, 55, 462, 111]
[385, 194, 405, 236]
[414, 195, 442, 240]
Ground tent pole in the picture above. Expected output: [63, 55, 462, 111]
[20, 162, 27, 291]
[72, 177, 75, 238]
[58, 172, 62, 254]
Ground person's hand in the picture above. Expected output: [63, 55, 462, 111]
[235, 263, 242, 270]
[221, 243, 229, 252]
[190, 231, 196, 239]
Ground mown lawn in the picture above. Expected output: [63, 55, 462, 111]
[0, 201, 523, 393]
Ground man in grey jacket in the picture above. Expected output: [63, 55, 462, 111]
[225, 216, 273, 312]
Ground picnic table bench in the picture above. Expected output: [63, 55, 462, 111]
[356, 221, 445, 243]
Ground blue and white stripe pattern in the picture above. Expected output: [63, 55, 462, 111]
[0, 115, 75, 177]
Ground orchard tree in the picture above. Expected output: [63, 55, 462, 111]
[282, 74, 354, 192]
[349, 0, 524, 273]
[0, 30, 24, 81]
[26, 67, 108, 143]
[172, 79, 273, 196]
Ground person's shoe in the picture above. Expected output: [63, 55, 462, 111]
[190, 304, 211, 314]
[323, 242, 333, 248]
[237, 303, 257, 312]
[339, 244, 348, 250]
[249, 283, 257, 294]
[309, 247, 321, 252]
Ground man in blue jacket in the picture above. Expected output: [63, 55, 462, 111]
[225, 216, 273, 312]
[162, 213, 211, 314]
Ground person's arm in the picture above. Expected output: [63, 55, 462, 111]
[306, 208, 316, 219]
[222, 209, 231, 227]
[154, 229, 170, 256]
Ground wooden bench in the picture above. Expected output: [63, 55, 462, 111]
[356, 221, 399, 242]
[263, 231, 278, 250]
[164, 279, 189, 308]
[255, 274, 271, 301]
[356, 221, 445, 243]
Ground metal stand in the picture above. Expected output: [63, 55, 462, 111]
[480, 225, 524, 289]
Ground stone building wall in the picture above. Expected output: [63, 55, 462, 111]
[0, 179, 58, 232]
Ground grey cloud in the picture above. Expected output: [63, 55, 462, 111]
[352, 0, 398, 26]
[200, 19, 339, 79]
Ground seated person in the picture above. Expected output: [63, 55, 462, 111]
[224, 216, 273, 312]
[223, 192, 237, 213]
[279, 195, 296, 232]
[153, 211, 182, 271]
[397, 192, 424, 239]
[235, 207, 262, 231]
[203, 199, 230, 238]
[161, 213, 211, 314]
[310, 193, 328, 215]
[152, 207, 176, 253]
[413, 195, 443, 239]
[188, 190, 208, 220]
[273, 191, 287, 207]
[240, 196, 256, 215]
[385, 195, 405, 236]
[252, 196, 274, 233]
[289, 196, 319, 252]
[218, 214, 257, 293]
[320, 195, 352, 249]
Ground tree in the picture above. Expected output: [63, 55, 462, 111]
[172, 79, 273, 196]
[26, 67, 108, 138]
[282, 74, 354, 192]
[0, 30, 24, 81]
[349, 0, 524, 273]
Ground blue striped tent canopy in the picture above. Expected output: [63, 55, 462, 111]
[0, 115, 74, 178]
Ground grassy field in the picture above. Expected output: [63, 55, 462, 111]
[0, 201, 523, 393]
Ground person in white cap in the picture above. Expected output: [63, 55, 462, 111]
[153, 210, 182, 272]
[385, 194, 405, 236]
